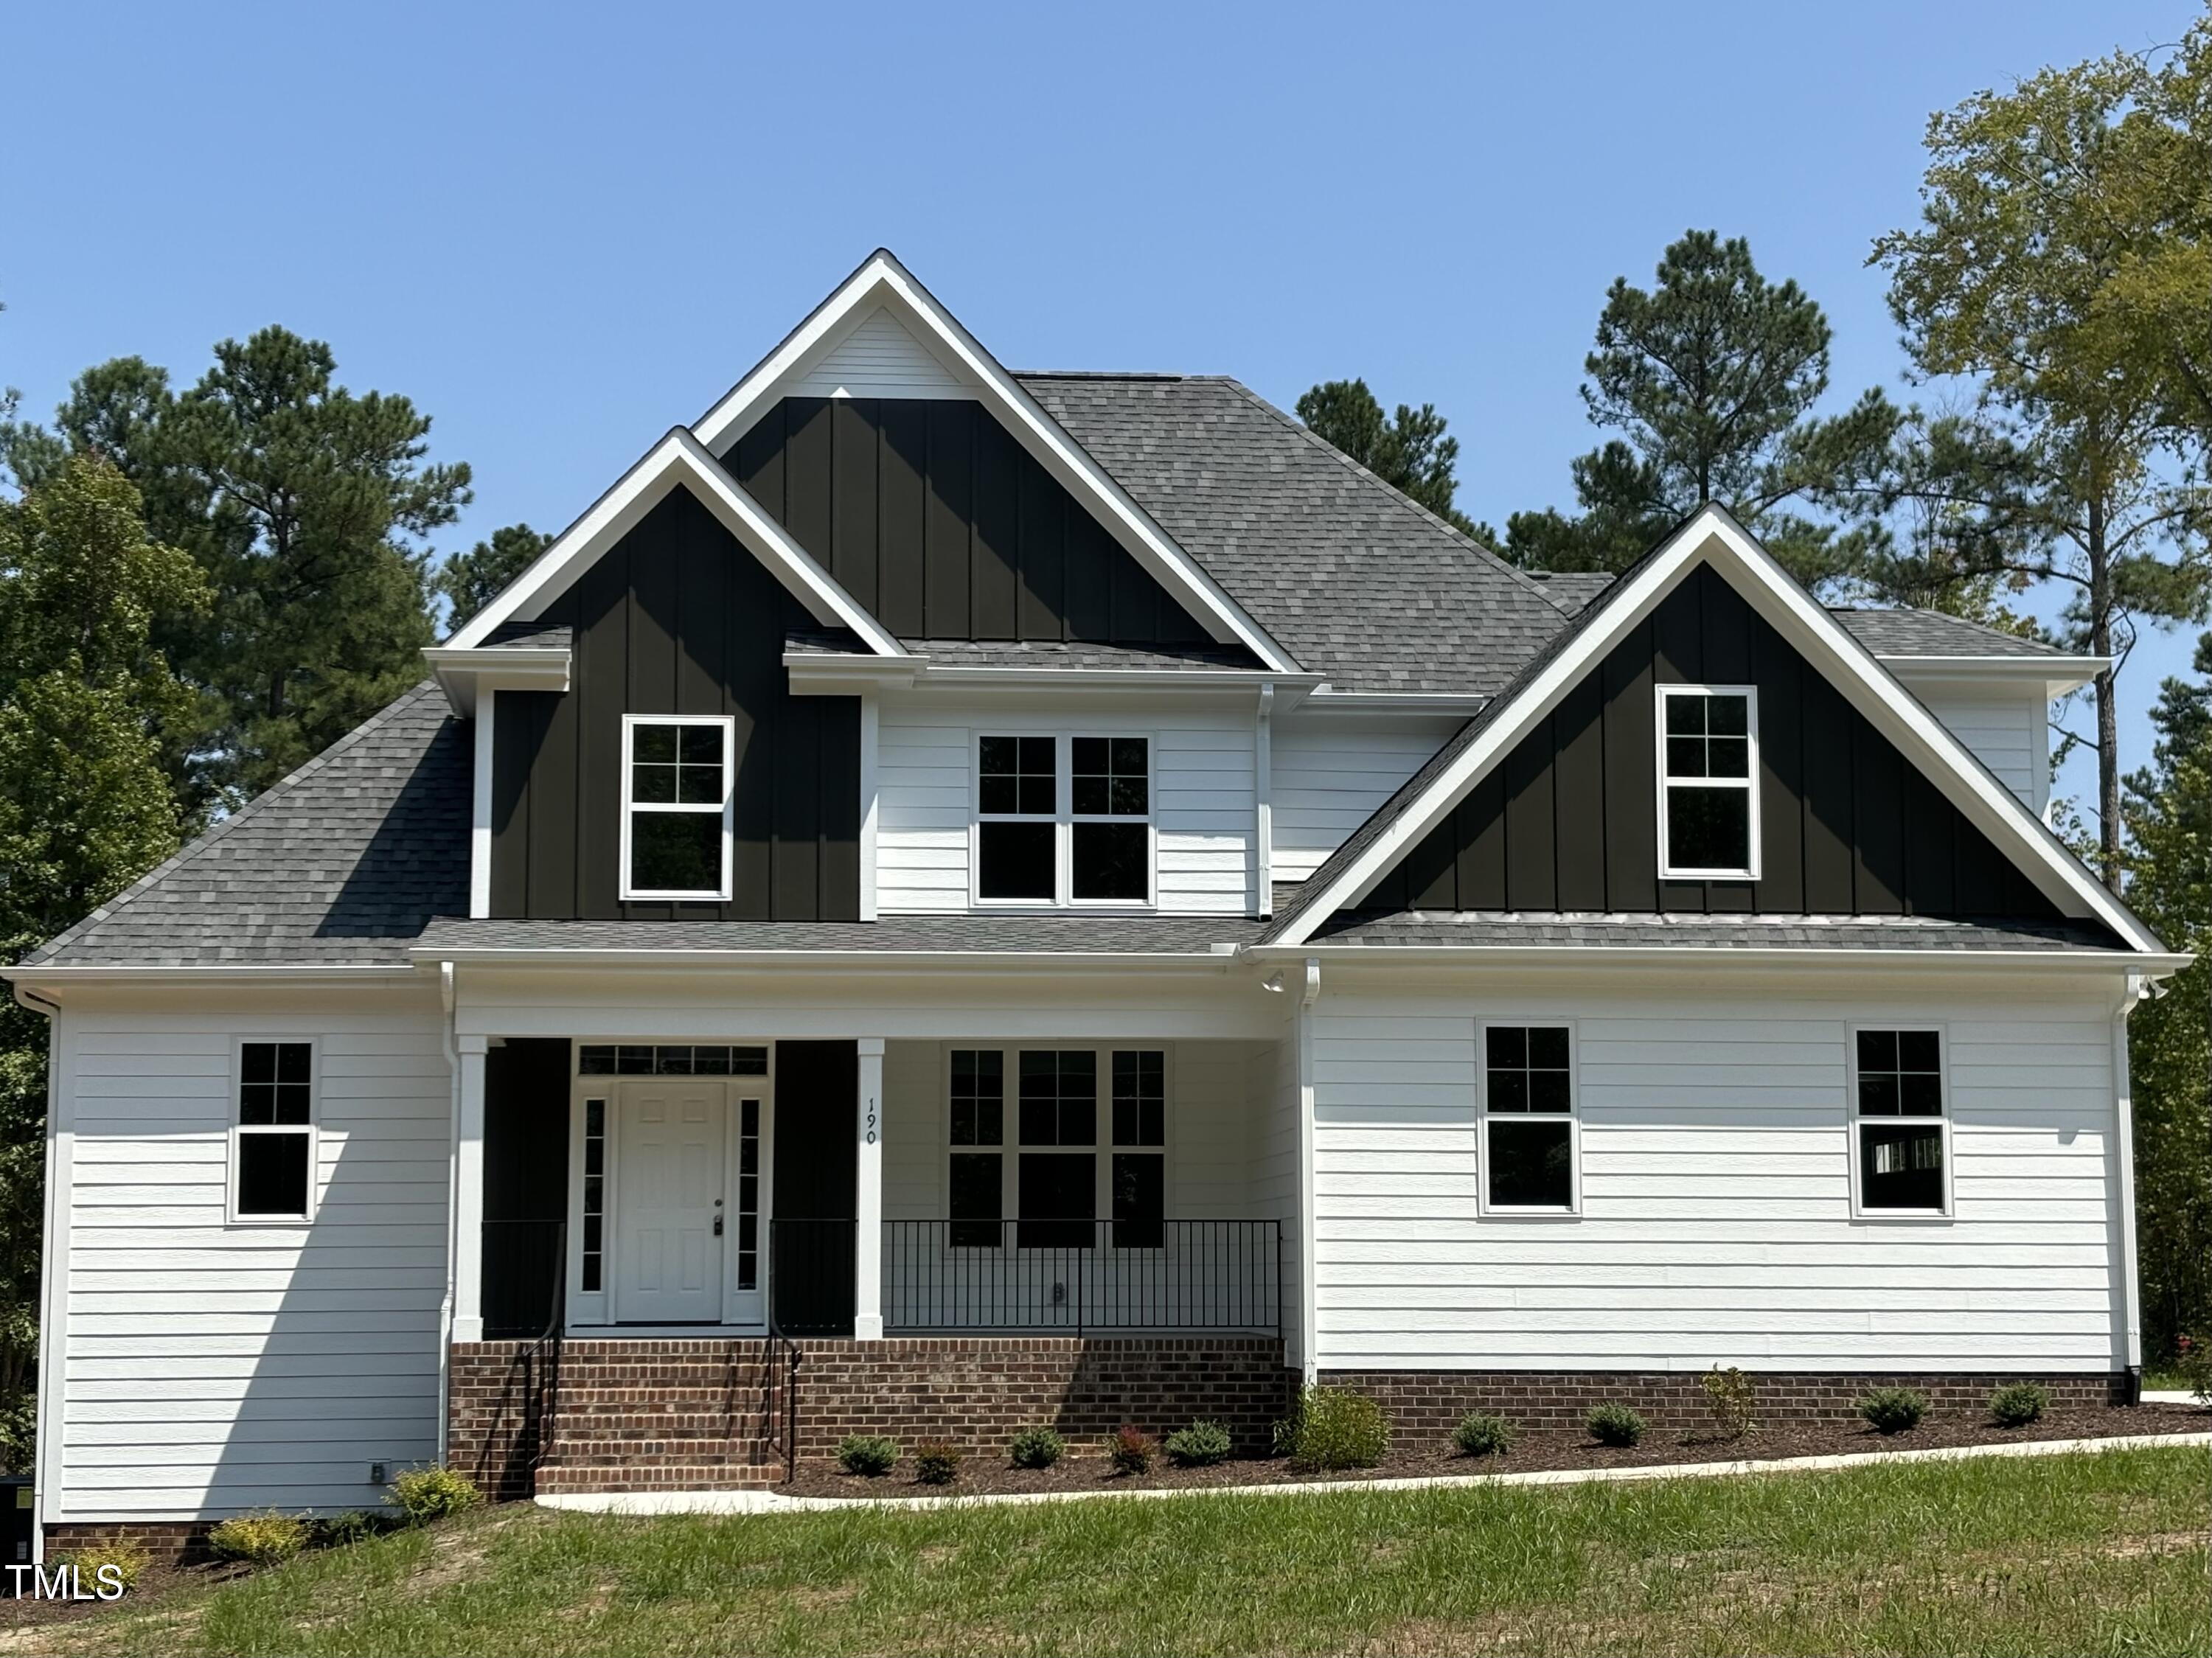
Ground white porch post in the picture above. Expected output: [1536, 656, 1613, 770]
[452, 1033, 489, 1343]
[855, 1037, 886, 1340]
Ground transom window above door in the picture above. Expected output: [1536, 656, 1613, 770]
[975, 734, 1153, 906]
[622, 716, 734, 900]
[1657, 686, 1759, 879]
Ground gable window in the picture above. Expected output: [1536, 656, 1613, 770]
[977, 736, 1057, 901]
[1657, 686, 1759, 879]
[622, 716, 734, 900]
[1480, 1024, 1576, 1212]
[1853, 1029, 1948, 1215]
[975, 735, 1154, 907]
[1017, 1050, 1096, 1247]
[948, 1049, 1004, 1247]
[234, 1040, 314, 1219]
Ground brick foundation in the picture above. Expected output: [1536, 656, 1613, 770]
[1318, 1369, 2133, 1441]
[41, 1521, 212, 1567]
[448, 1334, 1293, 1497]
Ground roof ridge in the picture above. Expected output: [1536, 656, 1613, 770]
[1210, 379, 1568, 610]
[19, 681, 448, 967]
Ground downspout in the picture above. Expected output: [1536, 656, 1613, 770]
[13, 984, 61, 1563]
[1297, 956, 1320, 1387]
[437, 961, 458, 1463]
[1254, 683, 1274, 919]
[2111, 972, 2149, 1401]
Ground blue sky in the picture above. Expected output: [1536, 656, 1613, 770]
[5, 0, 2202, 809]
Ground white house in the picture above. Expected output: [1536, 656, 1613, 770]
[10, 251, 2182, 1555]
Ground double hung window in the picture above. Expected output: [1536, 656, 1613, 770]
[622, 716, 734, 900]
[1854, 1029, 1948, 1214]
[1481, 1025, 1576, 1212]
[975, 736, 1152, 905]
[234, 1040, 314, 1219]
[1657, 686, 1759, 879]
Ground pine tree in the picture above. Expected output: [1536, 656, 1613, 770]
[433, 523, 552, 629]
[1296, 379, 1478, 534]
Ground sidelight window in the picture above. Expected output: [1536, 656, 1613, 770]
[1852, 1028, 1949, 1215]
[1480, 1024, 1576, 1213]
[1656, 686, 1759, 879]
[234, 1040, 315, 1220]
[621, 715, 734, 900]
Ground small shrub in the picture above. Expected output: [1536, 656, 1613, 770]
[208, 1511, 310, 1566]
[1269, 1411, 1299, 1459]
[60, 1541, 149, 1593]
[1988, 1382, 2049, 1427]
[836, 1434, 900, 1477]
[1108, 1423, 1155, 1474]
[2176, 1331, 2212, 1406]
[1586, 1403, 1645, 1447]
[1700, 1365, 1757, 1441]
[313, 1511, 389, 1547]
[1008, 1426, 1064, 1469]
[1857, 1386, 1928, 1435]
[1290, 1387, 1391, 1471]
[1451, 1412, 1515, 1457]
[913, 1440, 961, 1485]
[388, 1464, 482, 1525]
[1164, 1420, 1233, 1467]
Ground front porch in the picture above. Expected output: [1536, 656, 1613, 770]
[447, 1031, 1297, 1493]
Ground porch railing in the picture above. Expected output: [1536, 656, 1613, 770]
[883, 1219, 1281, 1334]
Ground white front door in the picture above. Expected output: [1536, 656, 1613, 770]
[614, 1082, 727, 1323]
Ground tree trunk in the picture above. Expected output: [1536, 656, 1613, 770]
[2087, 492, 2122, 891]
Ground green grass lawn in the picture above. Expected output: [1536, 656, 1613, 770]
[31, 1445, 2212, 1658]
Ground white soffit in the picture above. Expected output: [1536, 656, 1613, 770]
[1273, 506, 2163, 955]
[692, 249, 1298, 674]
[441, 430, 904, 658]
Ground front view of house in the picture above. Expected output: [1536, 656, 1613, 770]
[11, 251, 2183, 1550]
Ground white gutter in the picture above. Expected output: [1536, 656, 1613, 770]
[437, 961, 459, 1465]
[1240, 944, 2192, 977]
[4, 964, 420, 986]
[406, 947, 1253, 973]
[1295, 957, 1320, 1387]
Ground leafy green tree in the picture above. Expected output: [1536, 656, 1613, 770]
[1503, 231, 1899, 586]
[1873, 48, 2212, 886]
[433, 523, 551, 630]
[1296, 379, 1478, 533]
[0, 456, 207, 1469]
[2121, 633, 2211, 1362]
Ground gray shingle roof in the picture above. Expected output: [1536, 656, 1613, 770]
[481, 620, 574, 649]
[1831, 608, 2067, 658]
[1310, 910, 2126, 951]
[416, 915, 1262, 955]
[1018, 375, 1572, 694]
[19, 683, 469, 966]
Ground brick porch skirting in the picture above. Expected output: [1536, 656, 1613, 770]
[449, 1334, 1293, 1498]
[1316, 1369, 2134, 1441]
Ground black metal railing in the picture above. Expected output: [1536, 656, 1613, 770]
[481, 1219, 566, 1340]
[883, 1219, 1281, 1334]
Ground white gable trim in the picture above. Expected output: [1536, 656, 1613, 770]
[443, 429, 905, 658]
[693, 249, 1298, 675]
[1273, 506, 2164, 954]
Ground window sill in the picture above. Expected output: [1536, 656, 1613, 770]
[1848, 1211, 1954, 1225]
[1477, 1208, 1583, 1222]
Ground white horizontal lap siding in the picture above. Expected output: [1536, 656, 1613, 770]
[1309, 992, 2121, 1373]
[1270, 714, 1459, 882]
[1910, 683, 2043, 810]
[874, 706, 1256, 915]
[784, 307, 972, 400]
[56, 1005, 449, 1519]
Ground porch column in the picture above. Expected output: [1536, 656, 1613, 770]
[451, 1034, 489, 1343]
[855, 1037, 885, 1340]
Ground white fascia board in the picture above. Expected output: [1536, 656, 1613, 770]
[1299, 689, 1489, 715]
[1241, 941, 2193, 978]
[692, 251, 1298, 675]
[443, 431, 906, 659]
[781, 655, 1326, 703]
[422, 647, 572, 717]
[1878, 654, 2110, 697]
[1274, 506, 2166, 954]
[4, 964, 423, 998]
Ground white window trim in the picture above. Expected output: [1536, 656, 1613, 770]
[1475, 1019, 1582, 1219]
[945, 1045, 1175, 1243]
[227, 1036, 319, 1226]
[1655, 683, 1762, 881]
[968, 734, 1159, 911]
[619, 714, 736, 902]
[1846, 1023, 1954, 1222]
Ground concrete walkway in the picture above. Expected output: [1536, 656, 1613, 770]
[536, 1427, 2212, 1516]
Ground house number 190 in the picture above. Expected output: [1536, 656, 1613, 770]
[865, 1098, 877, 1145]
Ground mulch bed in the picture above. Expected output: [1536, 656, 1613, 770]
[0, 1556, 252, 1634]
[782, 1401, 2211, 1500]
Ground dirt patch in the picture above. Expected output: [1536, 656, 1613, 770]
[779, 1401, 2209, 1499]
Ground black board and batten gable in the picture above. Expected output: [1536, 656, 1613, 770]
[489, 485, 860, 922]
[728, 397, 1211, 644]
[1355, 564, 2074, 924]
